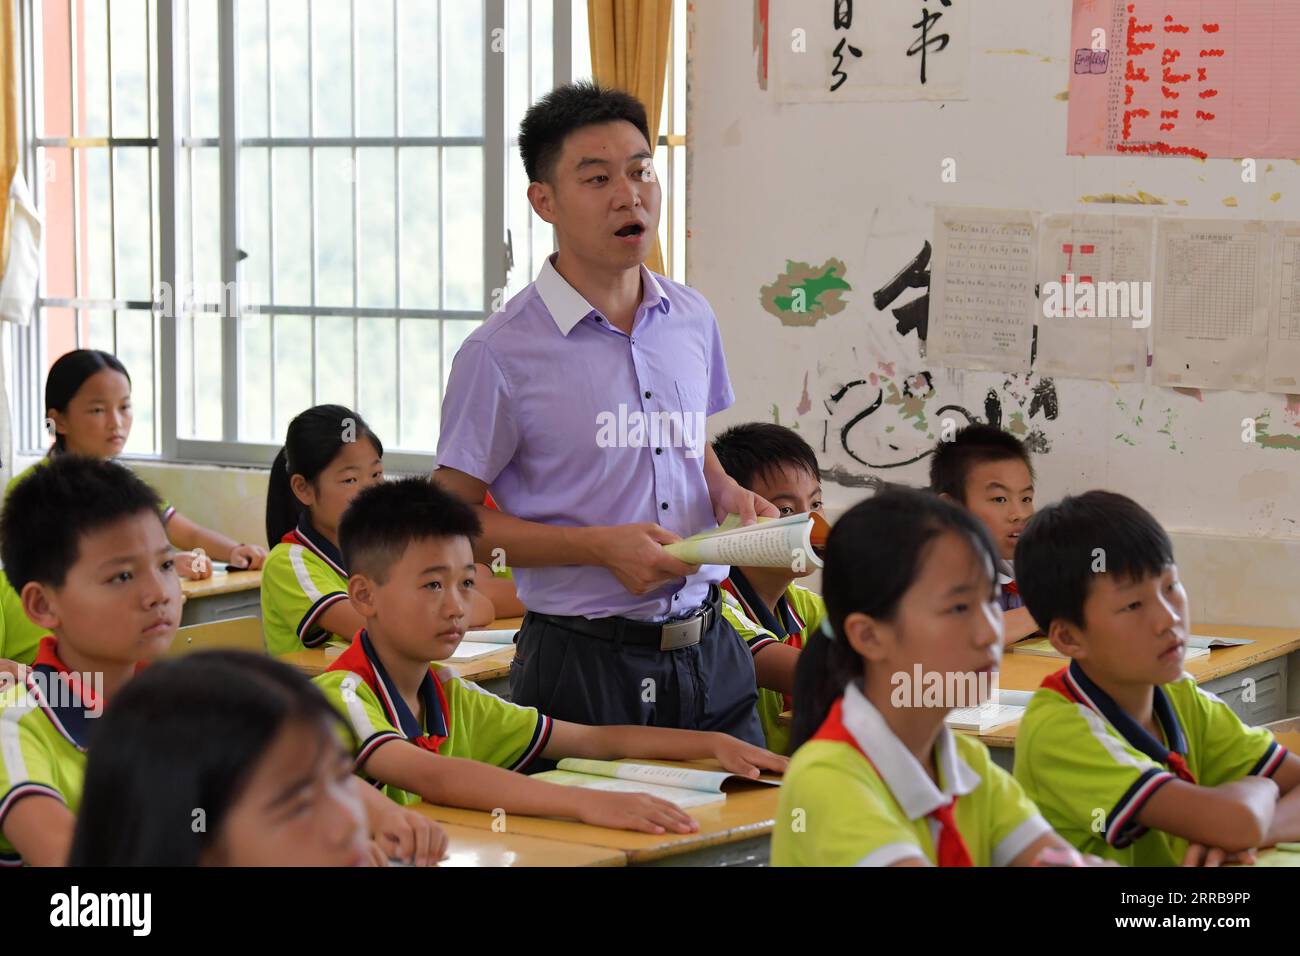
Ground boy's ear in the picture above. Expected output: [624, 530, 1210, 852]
[347, 573, 376, 618]
[21, 582, 61, 632]
[842, 611, 893, 665]
[1046, 618, 1086, 660]
[527, 181, 556, 225]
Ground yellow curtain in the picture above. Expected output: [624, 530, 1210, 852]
[0, 0, 18, 275]
[587, 0, 672, 276]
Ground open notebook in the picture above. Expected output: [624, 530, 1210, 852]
[945, 690, 1034, 732]
[450, 628, 518, 661]
[1010, 638, 1213, 661]
[531, 759, 782, 809]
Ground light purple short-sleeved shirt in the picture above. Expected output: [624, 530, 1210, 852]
[437, 254, 734, 621]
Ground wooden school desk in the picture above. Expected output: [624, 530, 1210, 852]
[179, 569, 262, 627]
[413, 759, 782, 867]
[281, 616, 522, 696]
[435, 822, 625, 867]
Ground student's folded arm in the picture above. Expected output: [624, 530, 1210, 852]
[165, 512, 240, 563]
[1007, 831, 1076, 866]
[465, 587, 497, 628]
[1137, 776, 1278, 851]
[752, 642, 800, 696]
[473, 569, 525, 618]
[1263, 755, 1300, 846]
[1002, 606, 1040, 644]
[4, 796, 76, 867]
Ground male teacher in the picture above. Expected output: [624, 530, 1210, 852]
[434, 83, 774, 746]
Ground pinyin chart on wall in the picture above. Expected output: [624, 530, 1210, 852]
[769, 0, 969, 103]
[1067, 0, 1300, 159]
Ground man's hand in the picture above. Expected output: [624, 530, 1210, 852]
[587, 523, 700, 595]
[709, 476, 778, 527]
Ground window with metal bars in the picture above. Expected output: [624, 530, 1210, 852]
[9, 0, 688, 470]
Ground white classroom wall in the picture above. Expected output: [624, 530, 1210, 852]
[688, 1, 1300, 624]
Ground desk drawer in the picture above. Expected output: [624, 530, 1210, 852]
[1205, 662, 1286, 725]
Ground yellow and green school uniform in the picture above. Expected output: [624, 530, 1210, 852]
[1014, 661, 1287, 867]
[6, 456, 176, 524]
[314, 630, 553, 806]
[0, 637, 129, 865]
[260, 515, 352, 655]
[719, 570, 824, 755]
[772, 681, 1051, 867]
[0, 571, 47, 667]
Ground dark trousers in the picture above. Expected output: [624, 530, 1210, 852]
[509, 602, 765, 747]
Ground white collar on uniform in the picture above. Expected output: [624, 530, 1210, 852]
[535, 252, 668, 336]
[839, 680, 981, 821]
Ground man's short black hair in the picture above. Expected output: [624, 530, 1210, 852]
[339, 477, 483, 584]
[929, 424, 1035, 502]
[518, 81, 652, 184]
[1, 455, 164, 592]
[712, 422, 821, 492]
[1015, 490, 1174, 631]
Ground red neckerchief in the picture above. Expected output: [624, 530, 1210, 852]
[812, 697, 974, 867]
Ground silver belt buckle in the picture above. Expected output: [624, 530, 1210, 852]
[659, 614, 704, 651]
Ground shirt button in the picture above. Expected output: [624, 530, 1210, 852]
[655, 447, 663, 455]
[644, 390, 652, 399]
[595, 316, 604, 323]
[661, 502, 669, 511]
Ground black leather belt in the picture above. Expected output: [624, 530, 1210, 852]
[528, 585, 721, 651]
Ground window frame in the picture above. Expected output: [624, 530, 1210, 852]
[12, 0, 688, 475]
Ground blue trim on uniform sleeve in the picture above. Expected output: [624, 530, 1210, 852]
[1106, 766, 1176, 848]
[297, 591, 350, 646]
[1249, 742, 1287, 778]
[354, 731, 405, 770]
[508, 714, 554, 773]
[0, 781, 66, 830]
[746, 635, 779, 656]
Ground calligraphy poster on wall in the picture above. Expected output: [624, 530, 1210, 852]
[1067, 0, 1300, 159]
[769, 0, 969, 103]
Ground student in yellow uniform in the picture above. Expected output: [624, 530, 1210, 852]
[11, 349, 268, 579]
[261, 404, 504, 655]
[930, 424, 1040, 645]
[711, 423, 826, 755]
[773, 487, 1104, 867]
[0, 569, 50, 673]
[69, 651, 448, 866]
[1012, 491, 1300, 867]
[0, 456, 182, 866]
[313, 477, 788, 834]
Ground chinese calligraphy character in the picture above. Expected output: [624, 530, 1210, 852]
[830, 0, 862, 92]
[908, 0, 953, 85]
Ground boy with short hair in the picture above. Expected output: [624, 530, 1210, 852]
[0, 457, 182, 866]
[711, 423, 826, 755]
[1013, 491, 1300, 866]
[314, 477, 787, 831]
[930, 424, 1040, 644]
[0, 457, 448, 867]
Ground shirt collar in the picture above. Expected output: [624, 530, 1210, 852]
[723, 569, 803, 639]
[534, 252, 669, 336]
[29, 636, 140, 751]
[839, 681, 981, 821]
[282, 512, 348, 580]
[341, 630, 448, 741]
[1058, 660, 1189, 762]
